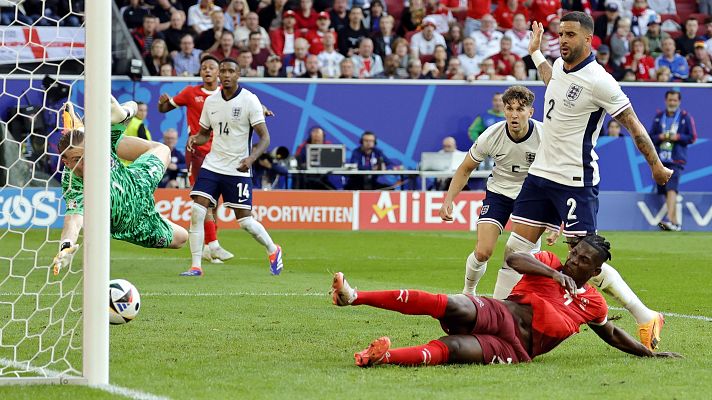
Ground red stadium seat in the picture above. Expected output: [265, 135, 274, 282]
[419, 54, 434, 64]
[405, 30, 417, 43]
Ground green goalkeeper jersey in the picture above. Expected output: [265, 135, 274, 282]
[61, 124, 172, 248]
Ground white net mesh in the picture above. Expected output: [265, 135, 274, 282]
[0, 2, 85, 379]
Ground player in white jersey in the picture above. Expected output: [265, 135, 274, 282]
[181, 58, 284, 277]
[440, 86, 558, 296]
[495, 12, 673, 351]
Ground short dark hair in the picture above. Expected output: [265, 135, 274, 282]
[568, 234, 612, 262]
[58, 130, 85, 154]
[220, 57, 239, 66]
[248, 31, 262, 39]
[200, 54, 219, 65]
[561, 11, 594, 33]
[502, 85, 535, 108]
[665, 90, 681, 100]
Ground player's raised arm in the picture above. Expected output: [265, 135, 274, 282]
[110, 95, 137, 124]
[529, 21, 553, 86]
[440, 154, 479, 222]
[158, 93, 177, 113]
[588, 321, 682, 358]
[614, 107, 673, 186]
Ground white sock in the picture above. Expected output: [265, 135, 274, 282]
[493, 232, 536, 299]
[238, 216, 277, 254]
[463, 252, 487, 295]
[189, 203, 207, 268]
[589, 262, 657, 324]
[208, 240, 220, 251]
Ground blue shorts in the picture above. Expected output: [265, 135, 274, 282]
[657, 163, 682, 194]
[511, 175, 599, 237]
[190, 168, 253, 210]
[478, 190, 515, 233]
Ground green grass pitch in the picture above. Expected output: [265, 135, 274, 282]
[0, 230, 710, 399]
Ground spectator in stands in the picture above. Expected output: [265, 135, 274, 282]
[649, 90, 697, 231]
[393, 38, 414, 77]
[704, 17, 712, 41]
[687, 41, 712, 76]
[329, 0, 349, 32]
[148, 0, 182, 31]
[122, 0, 149, 30]
[406, 58, 427, 79]
[542, 16, 561, 60]
[464, 0, 491, 37]
[270, 10, 300, 57]
[656, 65, 672, 81]
[246, 32, 269, 69]
[434, 135, 467, 190]
[160, 63, 176, 76]
[287, 37, 311, 76]
[318, 32, 345, 77]
[399, 0, 427, 35]
[173, 33, 202, 76]
[676, 18, 704, 58]
[124, 102, 152, 142]
[144, 39, 172, 76]
[445, 24, 464, 57]
[345, 131, 397, 190]
[511, 59, 529, 80]
[423, 44, 448, 78]
[372, 54, 401, 79]
[445, 57, 465, 80]
[410, 20, 447, 58]
[606, 119, 623, 137]
[159, 128, 186, 188]
[494, 0, 528, 31]
[263, 53, 288, 77]
[364, 0, 386, 33]
[259, 0, 289, 30]
[196, 9, 228, 51]
[295, 0, 319, 32]
[211, 30, 241, 61]
[372, 15, 398, 58]
[471, 14, 502, 60]
[646, 0, 675, 15]
[490, 36, 521, 76]
[610, 17, 633, 66]
[351, 37, 384, 78]
[163, 10, 190, 53]
[224, 0, 249, 31]
[468, 92, 504, 142]
[423, 1, 453, 35]
[295, 126, 328, 166]
[622, 38, 656, 81]
[188, 0, 222, 34]
[305, 11, 336, 54]
[505, 13, 531, 59]
[339, 58, 356, 78]
[299, 54, 323, 77]
[594, 3, 620, 44]
[252, 148, 289, 189]
[339, 7, 369, 56]
[621, 68, 637, 81]
[238, 51, 259, 76]
[235, 12, 271, 50]
[644, 17, 668, 58]
[475, 58, 512, 80]
[655, 38, 689, 81]
[701, 0, 712, 16]
[133, 15, 164, 58]
[458, 37, 482, 78]
[528, 0, 561, 30]
[595, 44, 624, 80]
[630, 0, 657, 37]
[687, 64, 712, 82]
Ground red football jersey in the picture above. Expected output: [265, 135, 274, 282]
[509, 251, 608, 357]
[170, 84, 219, 155]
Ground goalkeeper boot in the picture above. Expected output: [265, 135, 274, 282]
[354, 337, 391, 367]
[638, 313, 665, 350]
[211, 247, 234, 262]
[180, 267, 204, 277]
[331, 272, 357, 306]
[268, 245, 283, 275]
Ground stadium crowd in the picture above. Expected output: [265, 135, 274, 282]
[112, 0, 712, 82]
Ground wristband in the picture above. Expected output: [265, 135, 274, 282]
[60, 240, 73, 251]
[531, 50, 546, 67]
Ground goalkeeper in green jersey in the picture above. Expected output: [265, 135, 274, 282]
[52, 97, 189, 275]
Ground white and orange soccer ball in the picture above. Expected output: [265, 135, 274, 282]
[109, 279, 141, 325]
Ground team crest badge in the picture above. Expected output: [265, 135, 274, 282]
[480, 205, 489, 215]
[566, 83, 583, 101]
[232, 107, 242, 119]
[525, 152, 536, 163]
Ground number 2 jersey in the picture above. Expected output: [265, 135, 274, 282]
[528, 54, 631, 187]
[508, 251, 608, 358]
[198, 87, 265, 177]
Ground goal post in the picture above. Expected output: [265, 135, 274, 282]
[0, 0, 110, 386]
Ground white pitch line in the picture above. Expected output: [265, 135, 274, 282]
[0, 359, 170, 400]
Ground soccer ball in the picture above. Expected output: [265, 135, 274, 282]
[109, 279, 141, 325]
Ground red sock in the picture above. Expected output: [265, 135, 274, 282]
[382, 340, 449, 366]
[352, 290, 447, 319]
[204, 220, 217, 244]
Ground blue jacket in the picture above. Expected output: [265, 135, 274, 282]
[349, 147, 394, 171]
[649, 108, 697, 165]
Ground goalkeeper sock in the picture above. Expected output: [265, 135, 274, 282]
[238, 216, 278, 254]
[463, 252, 487, 295]
[589, 262, 657, 324]
[204, 220, 218, 246]
[189, 203, 207, 268]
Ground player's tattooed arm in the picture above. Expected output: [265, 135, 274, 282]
[589, 321, 683, 358]
[528, 21, 553, 85]
[614, 107, 673, 185]
[536, 61, 553, 86]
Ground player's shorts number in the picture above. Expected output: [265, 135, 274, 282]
[236, 182, 250, 198]
[566, 198, 577, 220]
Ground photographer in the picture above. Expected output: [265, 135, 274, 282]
[252, 145, 289, 190]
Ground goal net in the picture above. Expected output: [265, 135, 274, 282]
[0, 1, 108, 385]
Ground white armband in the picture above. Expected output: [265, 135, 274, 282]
[531, 50, 546, 68]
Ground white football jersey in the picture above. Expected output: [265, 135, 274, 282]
[199, 87, 265, 177]
[469, 119, 543, 200]
[528, 55, 631, 187]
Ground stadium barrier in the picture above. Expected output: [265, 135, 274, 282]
[3, 188, 711, 231]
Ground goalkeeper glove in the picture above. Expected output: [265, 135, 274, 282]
[110, 95, 138, 124]
[52, 241, 79, 276]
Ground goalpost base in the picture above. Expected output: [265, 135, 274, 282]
[0, 377, 88, 386]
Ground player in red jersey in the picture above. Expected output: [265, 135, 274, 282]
[332, 234, 681, 367]
[158, 55, 234, 264]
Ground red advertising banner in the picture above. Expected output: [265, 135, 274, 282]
[154, 189, 354, 230]
[357, 191, 487, 231]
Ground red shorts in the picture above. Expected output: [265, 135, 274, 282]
[186, 149, 207, 186]
[467, 296, 532, 365]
